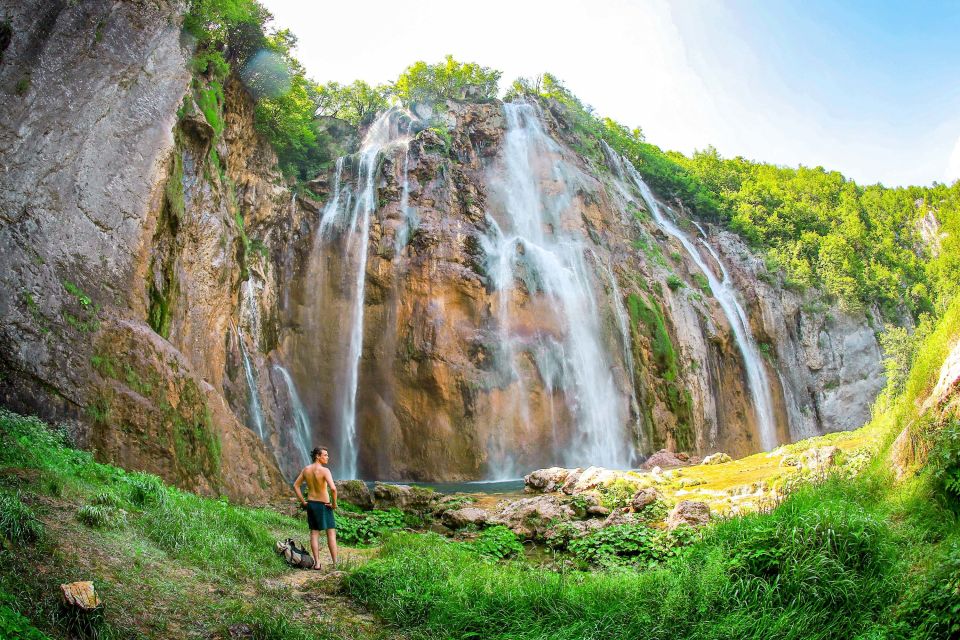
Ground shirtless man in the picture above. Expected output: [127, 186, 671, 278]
[293, 447, 338, 569]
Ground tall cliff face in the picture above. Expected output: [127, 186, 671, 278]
[0, 1, 885, 487]
[269, 100, 885, 480]
[0, 0, 285, 501]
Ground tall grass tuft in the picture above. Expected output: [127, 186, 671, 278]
[0, 489, 44, 544]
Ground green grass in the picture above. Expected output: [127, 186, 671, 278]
[346, 472, 957, 640]
[0, 409, 336, 638]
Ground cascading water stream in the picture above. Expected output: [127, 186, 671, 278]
[316, 109, 413, 479]
[597, 255, 644, 454]
[394, 150, 418, 252]
[623, 165, 779, 450]
[274, 365, 312, 467]
[236, 327, 265, 441]
[483, 103, 631, 473]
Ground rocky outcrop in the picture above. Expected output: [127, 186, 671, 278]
[666, 500, 711, 530]
[0, 0, 287, 500]
[337, 480, 374, 510]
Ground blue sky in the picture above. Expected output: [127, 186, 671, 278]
[258, 0, 960, 187]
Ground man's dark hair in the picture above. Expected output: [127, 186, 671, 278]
[311, 447, 328, 462]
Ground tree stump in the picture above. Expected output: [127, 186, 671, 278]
[60, 581, 101, 611]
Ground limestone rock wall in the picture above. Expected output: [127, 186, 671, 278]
[0, 0, 286, 501]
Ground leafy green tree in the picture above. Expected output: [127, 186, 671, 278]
[393, 55, 501, 106]
[314, 80, 391, 126]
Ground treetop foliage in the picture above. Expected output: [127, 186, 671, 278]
[393, 55, 501, 106]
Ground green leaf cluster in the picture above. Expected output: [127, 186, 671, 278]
[470, 525, 523, 559]
[393, 55, 500, 107]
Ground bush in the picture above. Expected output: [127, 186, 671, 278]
[597, 478, 641, 510]
[0, 602, 50, 640]
[393, 55, 501, 106]
[472, 526, 523, 559]
[122, 472, 167, 507]
[568, 523, 686, 569]
[930, 419, 960, 504]
[0, 490, 43, 545]
[895, 541, 960, 638]
[336, 508, 407, 546]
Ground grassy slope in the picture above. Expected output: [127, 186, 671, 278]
[0, 410, 389, 640]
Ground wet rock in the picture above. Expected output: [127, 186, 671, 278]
[489, 495, 576, 539]
[524, 467, 571, 493]
[442, 506, 489, 529]
[702, 452, 732, 465]
[372, 483, 437, 512]
[560, 468, 585, 494]
[337, 480, 373, 510]
[666, 501, 711, 530]
[642, 450, 692, 469]
[603, 507, 640, 527]
[543, 518, 603, 547]
[630, 487, 660, 511]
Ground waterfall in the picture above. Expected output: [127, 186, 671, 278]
[597, 255, 644, 455]
[394, 149, 418, 252]
[315, 109, 413, 479]
[274, 365, 312, 467]
[236, 327, 266, 441]
[623, 165, 779, 451]
[482, 102, 631, 474]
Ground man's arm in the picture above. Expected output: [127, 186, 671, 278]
[293, 469, 306, 506]
[326, 469, 337, 509]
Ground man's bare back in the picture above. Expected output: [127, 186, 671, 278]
[299, 463, 334, 504]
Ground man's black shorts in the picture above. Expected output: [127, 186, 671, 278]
[306, 500, 336, 531]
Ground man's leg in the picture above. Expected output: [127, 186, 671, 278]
[326, 528, 338, 566]
[310, 529, 321, 569]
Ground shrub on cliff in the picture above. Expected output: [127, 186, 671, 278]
[394, 55, 501, 107]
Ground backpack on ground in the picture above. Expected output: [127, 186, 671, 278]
[275, 538, 315, 569]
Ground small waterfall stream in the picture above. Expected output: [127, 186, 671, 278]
[622, 165, 779, 450]
[482, 103, 631, 473]
[274, 365, 312, 467]
[236, 327, 266, 441]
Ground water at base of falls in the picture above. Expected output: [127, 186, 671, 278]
[482, 102, 632, 477]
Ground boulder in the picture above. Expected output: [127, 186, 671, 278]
[489, 495, 576, 539]
[603, 507, 640, 527]
[702, 452, 732, 465]
[666, 501, 711, 530]
[441, 507, 489, 529]
[570, 466, 621, 492]
[524, 467, 571, 493]
[641, 450, 692, 469]
[630, 487, 660, 511]
[372, 483, 437, 512]
[560, 468, 585, 494]
[337, 480, 373, 510]
[586, 505, 611, 517]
